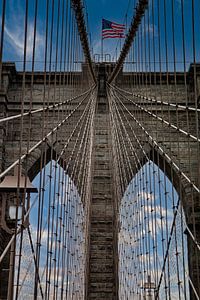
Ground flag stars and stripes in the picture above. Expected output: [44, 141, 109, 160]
[102, 18, 125, 39]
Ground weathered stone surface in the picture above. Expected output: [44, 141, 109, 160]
[0, 62, 200, 299]
[87, 64, 118, 299]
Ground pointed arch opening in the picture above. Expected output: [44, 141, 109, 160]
[118, 160, 190, 299]
[13, 160, 87, 299]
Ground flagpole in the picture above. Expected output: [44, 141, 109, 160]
[101, 17, 103, 62]
[101, 37, 103, 62]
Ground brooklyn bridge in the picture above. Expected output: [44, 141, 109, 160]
[0, 0, 199, 299]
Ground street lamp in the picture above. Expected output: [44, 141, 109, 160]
[0, 165, 37, 233]
[8, 205, 23, 221]
[142, 275, 156, 300]
[0, 165, 37, 300]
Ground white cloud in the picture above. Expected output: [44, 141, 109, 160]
[2, 1, 44, 64]
[5, 21, 44, 60]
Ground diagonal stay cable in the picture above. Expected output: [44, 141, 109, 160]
[0, 89, 96, 265]
[110, 84, 200, 142]
[108, 85, 200, 297]
[110, 86, 200, 194]
[112, 84, 200, 113]
[27, 226, 44, 299]
[0, 86, 95, 124]
[0, 86, 96, 180]
[108, 0, 149, 83]
[71, 0, 96, 84]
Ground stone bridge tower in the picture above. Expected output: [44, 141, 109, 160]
[0, 62, 199, 299]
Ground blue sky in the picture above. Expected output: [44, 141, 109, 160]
[86, 0, 134, 59]
[2, 0, 132, 65]
[2, 0, 196, 297]
[14, 161, 86, 298]
[119, 161, 189, 299]
[1, 0, 200, 70]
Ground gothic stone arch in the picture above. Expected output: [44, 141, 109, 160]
[0, 62, 199, 299]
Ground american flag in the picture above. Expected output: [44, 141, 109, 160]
[102, 19, 125, 39]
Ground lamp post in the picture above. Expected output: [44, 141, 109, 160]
[142, 275, 156, 300]
[0, 165, 37, 300]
